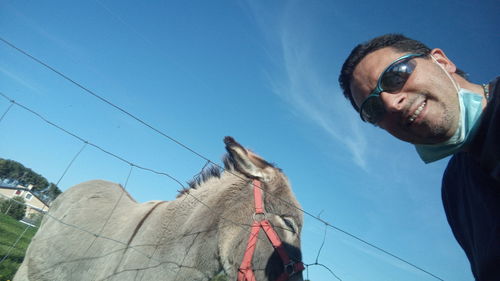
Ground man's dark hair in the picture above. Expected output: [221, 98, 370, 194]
[338, 34, 467, 111]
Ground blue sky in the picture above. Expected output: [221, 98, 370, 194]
[1, 0, 498, 280]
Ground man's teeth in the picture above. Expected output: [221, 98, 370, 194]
[409, 102, 426, 123]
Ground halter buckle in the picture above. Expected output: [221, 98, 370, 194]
[252, 212, 267, 222]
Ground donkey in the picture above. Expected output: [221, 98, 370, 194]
[14, 137, 304, 281]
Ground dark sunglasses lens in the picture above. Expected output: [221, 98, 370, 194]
[380, 59, 417, 92]
[361, 96, 386, 124]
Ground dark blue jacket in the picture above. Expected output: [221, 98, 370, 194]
[442, 78, 500, 281]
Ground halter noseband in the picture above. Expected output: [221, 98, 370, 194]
[237, 180, 304, 281]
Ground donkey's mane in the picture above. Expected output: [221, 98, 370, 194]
[177, 154, 234, 197]
[188, 164, 223, 189]
[177, 151, 279, 198]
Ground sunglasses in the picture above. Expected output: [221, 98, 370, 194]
[359, 53, 425, 124]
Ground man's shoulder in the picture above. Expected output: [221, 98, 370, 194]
[444, 153, 468, 174]
[443, 153, 466, 184]
[468, 76, 500, 181]
[441, 152, 484, 193]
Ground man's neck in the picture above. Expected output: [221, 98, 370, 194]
[454, 75, 488, 109]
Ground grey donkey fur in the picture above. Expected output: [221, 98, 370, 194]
[14, 137, 304, 281]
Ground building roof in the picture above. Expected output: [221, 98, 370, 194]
[0, 183, 50, 209]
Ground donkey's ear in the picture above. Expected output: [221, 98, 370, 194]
[224, 137, 271, 180]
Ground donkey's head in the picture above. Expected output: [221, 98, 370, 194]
[217, 137, 304, 281]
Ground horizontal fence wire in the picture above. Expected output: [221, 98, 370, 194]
[0, 36, 445, 280]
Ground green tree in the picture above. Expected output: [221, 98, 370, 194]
[0, 158, 49, 190]
[44, 183, 62, 203]
[1, 196, 26, 220]
[0, 158, 62, 203]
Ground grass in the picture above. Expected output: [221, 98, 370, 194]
[0, 213, 38, 281]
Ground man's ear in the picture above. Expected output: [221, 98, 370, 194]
[430, 48, 457, 73]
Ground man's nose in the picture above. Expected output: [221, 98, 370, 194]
[380, 91, 406, 112]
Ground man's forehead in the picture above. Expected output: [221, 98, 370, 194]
[350, 48, 405, 104]
[355, 48, 404, 80]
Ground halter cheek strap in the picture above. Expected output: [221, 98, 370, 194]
[237, 180, 304, 281]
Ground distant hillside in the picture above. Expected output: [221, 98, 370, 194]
[0, 158, 61, 204]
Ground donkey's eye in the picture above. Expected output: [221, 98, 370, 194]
[281, 217, 297, 234]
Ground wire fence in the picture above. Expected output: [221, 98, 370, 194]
[0, 36, 446, 281]
[0, 97, 321, 279]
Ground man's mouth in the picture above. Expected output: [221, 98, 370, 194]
[408, 100, 427, 124]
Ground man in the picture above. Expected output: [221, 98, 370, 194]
[338, 34, 499, 280]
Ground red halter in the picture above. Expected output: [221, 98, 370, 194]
[237, 180, 304, 281]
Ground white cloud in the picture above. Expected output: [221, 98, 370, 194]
[0, 66, 42, 95]
[247, 2, 369, 169]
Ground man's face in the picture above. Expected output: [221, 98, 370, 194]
[350, 47, 460, 144]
